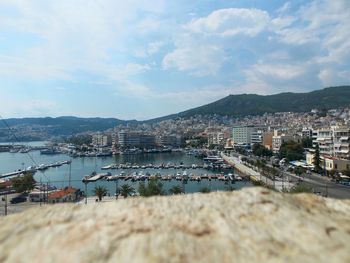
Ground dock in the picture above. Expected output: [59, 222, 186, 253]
[82, 173, 111, 183]
[100, 162, 232, 171]
[0, 160, 71, 179]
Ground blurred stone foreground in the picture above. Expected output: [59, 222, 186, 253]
[0, 187, 350, 263]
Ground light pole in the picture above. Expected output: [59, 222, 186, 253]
[4, 194, 8, 216]
[84, 182, 88, 204]
[115, 179, 119, 199]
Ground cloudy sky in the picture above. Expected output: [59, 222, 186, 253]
[0, 0, 349, 120]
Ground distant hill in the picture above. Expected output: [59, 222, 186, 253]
[0, 116, 136, 141]
[149, 86, 350, 122]
[1, 86, 350, 141]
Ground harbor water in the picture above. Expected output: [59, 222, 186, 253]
[0, 142, 252, 196]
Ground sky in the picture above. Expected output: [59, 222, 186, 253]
[0, 0, 349, 120]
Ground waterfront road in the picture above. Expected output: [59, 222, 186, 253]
[282, 171, 350, 199]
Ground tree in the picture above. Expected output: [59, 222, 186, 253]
[199, 187, 211, 193]
[302, 137, 313, 148]
[252, 143, 273, 157]
[138, 179, 165, 197]
[11, 173, 36, 193]
[93, 186, 108, 201]
[313, 143, 321, 171]
[168, 185, 183, 195]
[279, 141, 304, 161]
[119, 184, 135, 198]
[294, 166, 305, 177]
[289, 184, 313, 193]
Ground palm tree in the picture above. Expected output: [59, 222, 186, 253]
[93, 186, 108, 201]
[168, 185, 183, 195]
[119, 184, 135, 198]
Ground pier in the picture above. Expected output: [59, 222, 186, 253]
[100, 162, 232, 171]
[82, 171, 244, 183]
[0, 160, 71, 179]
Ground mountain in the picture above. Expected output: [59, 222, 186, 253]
[1, 86, 349, 141]
[149, 86, 350, 122]
[0, 116, 136, 141]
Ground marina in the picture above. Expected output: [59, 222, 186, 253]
[0, 142, 252, 196]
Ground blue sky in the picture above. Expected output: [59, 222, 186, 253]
[0, 0, 349, 120]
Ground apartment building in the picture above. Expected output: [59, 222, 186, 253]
[207, 132, 225, 146]
[118, 131, 156, 148]
[92, 133, 112, 147]
[312, 126, 350, 159]
[158, 135, 183, 147]
[232, 125, 267, 146]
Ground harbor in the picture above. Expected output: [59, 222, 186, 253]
[0, 145, 252, 196]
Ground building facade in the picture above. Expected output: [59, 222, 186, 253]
[118, 131, 156, 148]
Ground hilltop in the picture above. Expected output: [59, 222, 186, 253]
[0, 187, 349, 263]
[148, 86, 350, 122]
[1, 86, 350, 140]
[0, 116, 136, 141]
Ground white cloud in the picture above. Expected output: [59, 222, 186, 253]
[250, 63, 305, 80]
[134, 41, 165, 58]
[186, 8, 270, 37]
[162, 45, 225, 76]
[318, 69, 350, 87]
[0, 0, 164, 81]
[277, 2, 291, 14]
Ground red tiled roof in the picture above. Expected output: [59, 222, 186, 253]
[48, 187, 77, 199]
[0, 180, 12, 187]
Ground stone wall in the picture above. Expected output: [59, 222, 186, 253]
[0, 187, 350, 263]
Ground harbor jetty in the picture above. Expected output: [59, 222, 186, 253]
[100, 162, 231, 170]
[0, 160, 71, 179]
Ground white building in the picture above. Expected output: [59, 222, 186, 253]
[208, 132, 224, 146]
[92, 133, 111, 147]
[232, 126, 267, 146]
[312, 126, 350, 159]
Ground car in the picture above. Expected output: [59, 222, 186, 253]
[10, 195, 27, 204]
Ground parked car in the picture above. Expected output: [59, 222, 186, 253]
[10, 195, 27, 204]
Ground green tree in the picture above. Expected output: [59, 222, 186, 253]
[294, 166, 305, 177]
[11, 173, 36, 193]
[138, 179, 165, 197]
[279, 141, 304, 161]
[119, 184, 135, 198]
[199, 187, 211, 193]
[302, 137, 313, 148]
[93, 186, 108, 201]
[289, 184, 313, 193]
[252, 143, 273, 157]
[313, 143, 321, 171]
[168, 185, 183, 195]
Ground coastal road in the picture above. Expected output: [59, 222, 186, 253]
[225, 152, 350, 199]
[283, 171, 350, 199]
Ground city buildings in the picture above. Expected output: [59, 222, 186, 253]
[118, 131, 156, 148]
[312, 126, 350, 159]
[48, 187, 81, 204]
[92, 133, 112, 147]
[232, 125, 253, 146]
[158, 135, 183, 147]
[306, 153, 350, 172]
[232, 125, 267, 147]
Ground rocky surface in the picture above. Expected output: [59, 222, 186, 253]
[1, 187, 350, 263]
